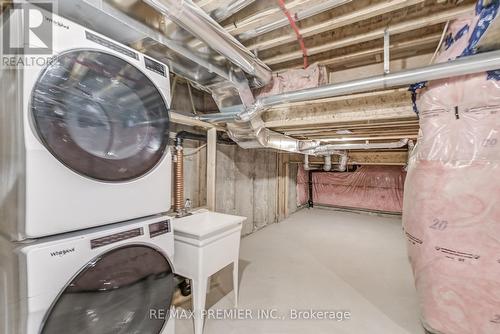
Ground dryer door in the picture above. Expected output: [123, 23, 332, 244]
[41, 245, 175, 334]
[31, 50, 170, 182]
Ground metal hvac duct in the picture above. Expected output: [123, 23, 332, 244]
[200, 49, 500, 122]
[144, 0, 271, 88]
[48, 0, 270, 113]
[48, 1, 500, 155]
[197, 50, 500, 155]
[252, 49, 500, 115]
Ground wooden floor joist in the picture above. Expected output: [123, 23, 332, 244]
[247, 0, 426, 52]
[263, 5, 474, 65]
[196, 0, 234, 12]
[170, 112, 224, 130]
[267, 88, 410, 109]
[264, 113, 418, 129]
[319, 34, 440, 67]
[223, 0, 313, 36]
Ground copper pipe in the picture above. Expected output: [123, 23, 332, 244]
[173, 144, 184, 214]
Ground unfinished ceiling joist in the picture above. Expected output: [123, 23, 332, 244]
[263, 5, 474, 65]
[267, 88, 411, 109]
[322, 36, 439, 68]
[223, 0, 312, 36]
[237, 0, 352, 40]
[171, 112, 224, 130]
[248, 0, 426, 52]
[264, 114, 418, 129]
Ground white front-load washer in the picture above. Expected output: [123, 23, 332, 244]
[0, 215, 176, 334]
[0, 5, 172, 240]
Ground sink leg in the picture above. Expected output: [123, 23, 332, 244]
[192, 276, 207, 334]
[233, 259, 239, 308]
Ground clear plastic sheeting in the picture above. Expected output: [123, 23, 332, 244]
[403, 73, 500, 334]
[403, 2, 500, 331]
[296, 166, 406, 213]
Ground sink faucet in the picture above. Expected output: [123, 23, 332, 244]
[184, 198, 192, 212]
[176, 198, 192, 218]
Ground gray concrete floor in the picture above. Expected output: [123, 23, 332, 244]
[176, 208, 424, 334]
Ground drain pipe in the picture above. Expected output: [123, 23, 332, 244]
[304, 154, 311, 171]
[335, 153, 348, 172]
[323, 155, 332, 171]
[405, 140, 415, 171]
[322, 152, 348, 171]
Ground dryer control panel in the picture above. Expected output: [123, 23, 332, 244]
[149, 220, 171, 238]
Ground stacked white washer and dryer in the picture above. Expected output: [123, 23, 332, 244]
[1, 4, 175, 334]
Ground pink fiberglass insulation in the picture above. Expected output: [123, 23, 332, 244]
[254, 63, 327, 98]
[404, 74, 500, 334]
[296, 166, 406, 213]
[403, 2, 500, 333]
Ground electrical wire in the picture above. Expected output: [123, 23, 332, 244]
[277, 0, 309, 68]
[183, 144, 207, 156]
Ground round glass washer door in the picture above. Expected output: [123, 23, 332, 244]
[31, 50, 170, 182]
[41, 245, 175, 334]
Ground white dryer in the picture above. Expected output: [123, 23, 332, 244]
[0, 215, 176, 334]
[0, 5, 172, 240]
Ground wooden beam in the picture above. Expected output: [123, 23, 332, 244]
[277, 153, 290, 221]
[286, 131, 419, 139]
[477, 15, 500, 52]
[206, 128, 217, 211]
[320, 34, 440, 67]
[265, 112, 417, 128]
[280, 120, 419, 133]
[249, 0, 426, 52]
[196, 0, 233, 12]
[170, 112, 224, 130]
[224, 0, 312, 36]
[318, 134, 418, 141]
[268, 88, 409, 109]
[264, 5, 474, 65]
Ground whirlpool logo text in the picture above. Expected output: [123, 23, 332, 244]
[50, 247, 75, 257]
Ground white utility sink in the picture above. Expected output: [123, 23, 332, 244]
[172, 210, 245, 243]
[172, 210, 246, 334]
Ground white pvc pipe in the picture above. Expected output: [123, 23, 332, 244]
[323, 155, 332, 171]
[304, 154, 311, 171]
